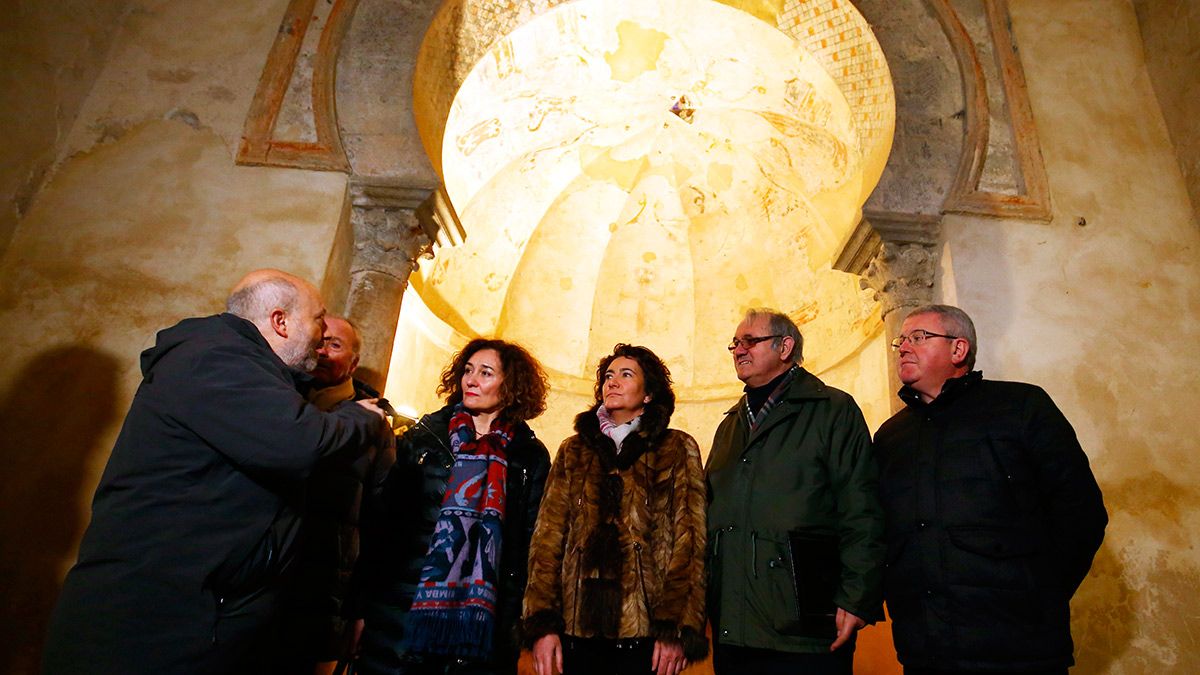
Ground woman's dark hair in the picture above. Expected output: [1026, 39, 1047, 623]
[592, 343, 676, 432]
[437, 338, 549, 421]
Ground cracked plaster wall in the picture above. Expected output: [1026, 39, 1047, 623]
[0, 0, 349, 670]
[937, 1, 1200, 671]
[0, 0, 132, 256]
[1132, 0, 1200, 221]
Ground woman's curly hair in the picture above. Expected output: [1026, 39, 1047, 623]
[592, 343, 675, 433]
[437, 338, 549, 421]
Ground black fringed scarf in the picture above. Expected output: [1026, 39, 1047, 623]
[574, 405, 665, 637]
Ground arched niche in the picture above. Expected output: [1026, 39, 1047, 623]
[236, 0, 1049, 411]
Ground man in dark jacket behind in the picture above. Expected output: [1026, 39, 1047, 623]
[874, 304, 1107, 675]
[706, 308, 885, 674]
[44, 269, 391, 675]
[272, 315, 396, 675]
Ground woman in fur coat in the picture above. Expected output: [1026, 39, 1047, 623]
[521, 344, 708, 675]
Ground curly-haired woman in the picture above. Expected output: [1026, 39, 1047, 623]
[521, 344, 708, 675]
[354, 338, 551, 675]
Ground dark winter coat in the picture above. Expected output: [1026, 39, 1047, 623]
[353, 404, 550, 675]
[520, 407, 709, 662]
[274, 377, 396, 664]
[706, 367, 885, 654]
[873, 371, 1107, 671]
[43, 313, 389, 675]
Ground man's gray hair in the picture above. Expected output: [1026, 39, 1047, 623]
[743, 307, 804, 364]
[908, 304, 978, 370]
[226, 275, 299, 323]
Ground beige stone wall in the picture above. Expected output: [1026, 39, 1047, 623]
[0, 0, 131, 255]
[938, 0, 1200, 671]
[0, 1, 349, 671]
[1132, 0, 1200, 220]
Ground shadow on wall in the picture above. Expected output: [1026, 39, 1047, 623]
[0, 346, 123, 675]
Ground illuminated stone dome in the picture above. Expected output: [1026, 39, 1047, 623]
[390, 0, 895, 445]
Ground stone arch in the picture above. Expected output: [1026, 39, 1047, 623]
[393, 0, 897, 411]
[237, 0, 1049, 394]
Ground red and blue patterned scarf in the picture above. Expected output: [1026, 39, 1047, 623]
[405, 404, 512, 659]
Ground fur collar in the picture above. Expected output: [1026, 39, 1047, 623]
[574, 404, 669, 471]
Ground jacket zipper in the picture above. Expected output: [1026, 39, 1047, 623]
[751, 530, 759, 579]
[414, 417, 453, 468]
[712, 525, 736, 558]
[634, 542, 652, 616]
[513, 466, 529, 538]
[573, 546, 584, 629]
[985, 437, 1022, 512]
[211, 595, 225, 645]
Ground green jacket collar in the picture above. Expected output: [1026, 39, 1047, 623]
[723, 366, 829, 415]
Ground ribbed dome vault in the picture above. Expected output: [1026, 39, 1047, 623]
[398, 0, 895, 417]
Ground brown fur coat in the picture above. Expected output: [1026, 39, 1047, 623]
[520, 406, 708, 660]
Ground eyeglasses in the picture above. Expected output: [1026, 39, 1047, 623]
[728, 335, 783, 352]
[890, 330, 958, 350]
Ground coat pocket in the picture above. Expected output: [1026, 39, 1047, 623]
[942, 525, 1038, 590]
[207, 505, 300, 600]
[752, 534, 807, 637]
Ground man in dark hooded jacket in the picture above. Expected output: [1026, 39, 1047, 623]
[44, 269, 391, 675]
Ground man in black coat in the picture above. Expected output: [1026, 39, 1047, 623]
[272, 315, 396, 674]
[44, 269, 391, 675]
[874, 304, 1107, 675]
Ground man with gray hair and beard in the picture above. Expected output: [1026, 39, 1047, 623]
[45, 269, 391, 675]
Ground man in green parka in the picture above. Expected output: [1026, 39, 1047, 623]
[706, 308, 885, 674]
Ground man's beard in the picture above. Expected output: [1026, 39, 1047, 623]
[279, 335, 319, 372]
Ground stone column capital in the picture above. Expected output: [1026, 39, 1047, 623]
[349, 178, 462, 279]
[341, 177, 465, 391]
[836, 210, 942, 320]
[862, 240, 939, 319]
[834, 210, 942, 412]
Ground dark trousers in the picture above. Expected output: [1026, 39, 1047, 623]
[905, 670, 1069, 675]
[562, 636, 656, 675]
[712, 644, 853, 675]
[354, 655, 513, 675]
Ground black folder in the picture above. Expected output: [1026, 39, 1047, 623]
[786, 529, 840, 639]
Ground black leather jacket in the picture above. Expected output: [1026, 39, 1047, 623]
[353, 404, 550, 675]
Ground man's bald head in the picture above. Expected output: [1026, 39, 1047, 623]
[226, 269, 315, 322]
[226, 269, 327, 371]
